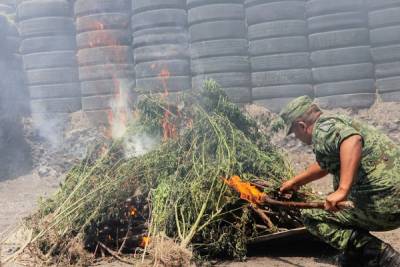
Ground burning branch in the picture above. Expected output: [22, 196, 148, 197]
[224, 176, 354, 210]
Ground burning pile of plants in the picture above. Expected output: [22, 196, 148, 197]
[7, 81, 319, 266]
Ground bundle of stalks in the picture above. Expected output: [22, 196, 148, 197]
[8, 80, 319, 265]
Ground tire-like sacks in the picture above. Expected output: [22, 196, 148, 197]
[17, 0, 71, 21]
[133, 0, 186, 13]
[17, 0, 81, 120]
[74, 0, 130, 17]
[133, 29, 188, 48]
[25, 67, 79, 86]
[76, 29, 131, 49]
[76, 13, 130, 33]
[135, 60, 190, 78]
[132, 0, 191, 97]
[19, 17, 75, 38]
[246, 0, 312, 111]
[307, 0, 375, 108]
[77, 46, 133, 66]
[190, 1, 250, 103]
[367, 1, 400, 101]
[75, 0, 134, 124]
[23, 51, 77, 70]
[20, 36, 76, 54]
[190, 39, 248, 58]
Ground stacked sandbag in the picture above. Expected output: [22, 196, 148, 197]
[189, 0, 250, 104]
[132, 0, 190, 100]
[75, 0, 134, 125]
[367, 0, 400, 101]
[306, 0, 375, 108]
[245, 0, 312, 112]
[17, 0, 81, 132]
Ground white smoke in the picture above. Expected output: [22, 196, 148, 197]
[123, 132, 160, 158]
[108, 79, 160, 158]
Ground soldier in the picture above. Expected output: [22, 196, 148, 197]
[279, 96, 400, 267]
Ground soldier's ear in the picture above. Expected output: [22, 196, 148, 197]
[297, 121, 307, 131]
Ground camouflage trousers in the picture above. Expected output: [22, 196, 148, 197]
[301, 208, 400, 251]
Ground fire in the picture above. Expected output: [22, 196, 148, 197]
[159, 68, 170, 79]
[130, 207, 137, 217]
[161, 110, 177, 141]
[83, 20, 130, 138]
[155, 65, 177, 141]
[94, 21, 104, 30]
[159, 67, 170, 97]
[140, 236, 151, 248]
[224, 176, 266, 205]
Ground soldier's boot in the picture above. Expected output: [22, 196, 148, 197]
[341, 230, 400, 267]
[362, 239, 400, 267]
[336, 249, 362, 267]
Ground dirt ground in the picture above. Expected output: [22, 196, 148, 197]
[2, 102, 400, 266]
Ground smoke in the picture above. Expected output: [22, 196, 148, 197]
[106, 78, 159, 158]
[109, 78, 135, 139]
[123, 132, 160, 158]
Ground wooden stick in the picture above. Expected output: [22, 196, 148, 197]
[261, 195, 354, 210]
[249, 181, 267, 191]
[250, 204, 275, 229]
[118, 229, 130, 254]
[98, 242, 132, 265]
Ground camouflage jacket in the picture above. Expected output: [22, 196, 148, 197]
[312, 114, 400, 213]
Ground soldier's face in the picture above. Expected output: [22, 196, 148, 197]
[292, 121, 312, 145]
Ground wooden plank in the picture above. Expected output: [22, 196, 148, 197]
[248, 227, 308, 244]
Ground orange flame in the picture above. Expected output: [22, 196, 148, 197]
[140, 236, 151, 248]
[95, 21, 105, 31]
[156, 65, 177, 141]
[82, 20, 130, 137]
[224, 176, 266, 205]
[130, 207, 137, 217]
[161, 110, 177, 141]
[159, 66, 170, 97]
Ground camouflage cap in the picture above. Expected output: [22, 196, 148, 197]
[279, 95, 313, 135]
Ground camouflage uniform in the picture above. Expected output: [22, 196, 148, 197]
[302, 114, 400, 251]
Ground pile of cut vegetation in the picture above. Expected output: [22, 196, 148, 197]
[7, 81, 316, 266]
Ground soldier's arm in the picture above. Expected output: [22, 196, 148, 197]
[325, 134, 362, 211]
[280, 162, 328, 193]
[338, 134, 363, 194]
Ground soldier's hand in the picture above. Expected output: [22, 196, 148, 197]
[280, 179, 299, 194]
[325, 189, 348, 212]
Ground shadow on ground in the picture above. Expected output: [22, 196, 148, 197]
[217, 230, 338, 267]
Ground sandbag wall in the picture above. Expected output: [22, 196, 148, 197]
[245, 0, 312, 112]
[132, 0, 191, 100]
[367, 0, 400, 101]
[17, 0, 81, 129]
[189, 0, 251, 104]
[75, 0, 134, 125]
[306, 0, 376, 109]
